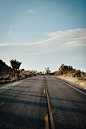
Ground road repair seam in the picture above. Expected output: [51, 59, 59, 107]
[44, 76, 55, 129]
[56, 77, 86, 95]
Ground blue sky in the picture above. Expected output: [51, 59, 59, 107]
[0, 0, 86, 72]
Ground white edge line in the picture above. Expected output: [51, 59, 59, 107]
[0, 85, 15, 93]
[56, 77, 86, 95]
[0, 77, 30, 93]
[0, 82, 22, 93]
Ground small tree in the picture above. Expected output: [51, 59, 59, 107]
[45, 67, 51, 75]
[10, 59, 21, 77]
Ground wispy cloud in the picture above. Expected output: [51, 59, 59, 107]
[8, 26, 13, 33]
[64, 36, 86, 47]
[8, 31, 12, 33]
[26, 9, 37, 14]
[45, 28, 86, 47]
[1, 28, 86, 54]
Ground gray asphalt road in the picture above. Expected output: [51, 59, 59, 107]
[46, 75, 86, 129]
[0, 75, 86, 129]
[0, 76, 47, 129]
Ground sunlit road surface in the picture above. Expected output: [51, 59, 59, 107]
[0, 75, 86, 129]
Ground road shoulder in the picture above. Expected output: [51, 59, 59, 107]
[55, 76, 86, 93]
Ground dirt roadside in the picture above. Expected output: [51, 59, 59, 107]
[56, 75, 86, 90]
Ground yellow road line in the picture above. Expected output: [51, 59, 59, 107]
[44, 89, 46, 93]
[44, 76, 55, 129]
[45, 114, 49, 129]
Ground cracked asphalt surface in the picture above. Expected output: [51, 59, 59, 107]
[0, 75, 86, 129]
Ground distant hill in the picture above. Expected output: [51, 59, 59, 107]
[0, 60, 12, 74]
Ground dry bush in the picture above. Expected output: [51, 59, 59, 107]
[55, 71, 63, 76]
[0, 69, 37, 85]
[72, 70, 81, 77]
[78, 77, 86, 81]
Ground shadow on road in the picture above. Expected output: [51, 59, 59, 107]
[0, 110, 45, 129]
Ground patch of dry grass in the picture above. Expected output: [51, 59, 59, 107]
[0, 70, 36, 85]
[56, 75, 86, 90]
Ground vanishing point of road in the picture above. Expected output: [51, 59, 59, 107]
[0, 75, 86, 129]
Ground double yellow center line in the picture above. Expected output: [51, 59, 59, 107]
[44, 76, 55, 129]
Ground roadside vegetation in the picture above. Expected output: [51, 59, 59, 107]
[0, 69, 38, 85]
[55, 64, 86, 79]
[54, 64, 86, 89]
[0, 59, 43, 85]
[0, 59, 86, 89]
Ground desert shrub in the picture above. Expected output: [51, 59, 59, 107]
[3, 80, 8, 83]
[21, 75, 26, 79]
[4, 74, 13, 80]
[8, 71, 13, 76]
[73, 70, 81, 77]
[81, 72, 86, 77]
[55, 70, 63, 76]
[19, 75, 22, 78]
[63, 71, 67, 75]
[0, 77, 4, 80]
[4, 77, 10, 81]
[78, 77, 86, 81]
[67, 69, 75, 74]
[2, 71, 8, 75]
[24, 75, 29, 78]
